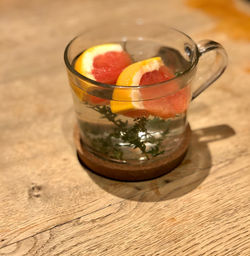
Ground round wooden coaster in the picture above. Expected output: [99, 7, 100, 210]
[74, 124, 191, 181]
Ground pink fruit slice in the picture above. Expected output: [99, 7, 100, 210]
[74, 44, 132, 105]
[92, 51, 132, 85]
[111, 57, 190, 119]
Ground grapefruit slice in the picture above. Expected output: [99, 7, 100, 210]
[75, 43, 132, 84]
[110, 57, 164, 114]
[110, 57, 190, 118]
[74, 43, 132, 104]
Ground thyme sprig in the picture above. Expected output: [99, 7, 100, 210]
[90, 105, 170, 160]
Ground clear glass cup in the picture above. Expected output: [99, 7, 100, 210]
[64, 22, 227, 181]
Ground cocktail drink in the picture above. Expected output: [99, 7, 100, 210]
[64, 22, 227, 181]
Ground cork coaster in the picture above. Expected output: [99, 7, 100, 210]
[74, 124, 191, 181]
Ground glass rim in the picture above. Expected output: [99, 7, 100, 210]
[64, 25, 199, 89]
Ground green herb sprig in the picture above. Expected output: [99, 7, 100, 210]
[90, 105, 170, 160]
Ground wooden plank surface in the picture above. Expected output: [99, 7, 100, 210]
[0, 0, 250, 255]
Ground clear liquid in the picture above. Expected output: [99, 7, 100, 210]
[71, 40, 191, 164]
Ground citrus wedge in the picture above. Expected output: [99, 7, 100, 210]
[75, 43, 131, 84]
[110, 57, 190, 118]
[74, 43, 131, 104]
[110, 57, 165, 114]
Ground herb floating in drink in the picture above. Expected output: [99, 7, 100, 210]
[89, 105, 170, 160]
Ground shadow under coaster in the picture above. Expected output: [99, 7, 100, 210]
[75, 124, 191, 182]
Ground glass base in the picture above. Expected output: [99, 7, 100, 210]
[74, 123, 191, 181]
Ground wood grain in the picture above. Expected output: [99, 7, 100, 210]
[0, 0, 250, 255]
[0, 154, 249, 255]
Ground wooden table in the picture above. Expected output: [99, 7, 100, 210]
[0, 0, 250, 255]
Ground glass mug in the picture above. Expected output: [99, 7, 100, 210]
[64, 22, 227, 181]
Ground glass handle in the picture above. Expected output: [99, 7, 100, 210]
[192, 40, 228, 100]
